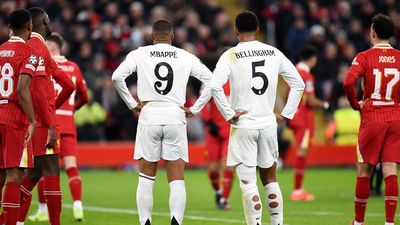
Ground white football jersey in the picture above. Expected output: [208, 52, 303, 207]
[112, 43, 212, 125]
[211, 40, 305, 129]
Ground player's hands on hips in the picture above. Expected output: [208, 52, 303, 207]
[275, 113, 287, 124]
[46, 126, 57, 149]
[132, 102, 147, 113]
[24, 121, 37, 148]
[228, 110, 247, 123]
[358, 98, 368, 110]
[181, 107, 195, 118]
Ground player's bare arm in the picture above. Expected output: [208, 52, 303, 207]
[18, 73, 36, 147]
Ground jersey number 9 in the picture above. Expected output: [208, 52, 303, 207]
[154, 62, 173, 95]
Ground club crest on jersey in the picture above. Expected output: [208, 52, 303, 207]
[28, 55, 38, 65]
[351, 57, 359, 65]
[38, 57, 44, 66]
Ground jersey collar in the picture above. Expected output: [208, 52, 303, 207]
[53, 55, 67, 63]
[296, 62, 310, 73]
[31, 32, 45, 43]
[8, 36, 25, 43]
[373, 43, 393, 49]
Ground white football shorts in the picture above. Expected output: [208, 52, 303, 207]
[134, 124, 189, 162]
[227, 124, 278, 168]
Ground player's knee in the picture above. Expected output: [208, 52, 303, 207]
[382, 163, 397, 178]
[6, 168, 24, 184]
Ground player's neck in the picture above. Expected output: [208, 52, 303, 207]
[13, 33, 29, 42]
[238, 34, 257, 43]
[373, 39, 390, 47]
[153, 40, 171, 45]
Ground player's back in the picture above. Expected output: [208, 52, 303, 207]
[0, 37, 36, 128]
[356, 44, 400, 124]
[133, 43, 200, 124]
[221, 41, 295, 129]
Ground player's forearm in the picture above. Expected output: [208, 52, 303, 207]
[343, 73, 360, 110]
[54, 72, 75, 108]
[33, 76, 53, 126]
[190, 85, 212, 115]
[282, 87, 304, 119]
[112, 80, 138, 110]
[211, 86, 235, 121]
[307, 95, 329, 109]
[18, 75, 36, 124]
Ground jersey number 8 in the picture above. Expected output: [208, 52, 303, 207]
[154, 62, 173, 95]
[0, 63, 14, 98]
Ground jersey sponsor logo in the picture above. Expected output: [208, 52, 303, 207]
[351, 57, 359, 65]
[235, 49, 275, 59]
[0, 50, 15, 57]
[150, 51, 177, 58]
[28, 55, 38, 65]
[379, 56, 395, 63]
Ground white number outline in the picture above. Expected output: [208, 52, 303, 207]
[0, 63, 14, 97]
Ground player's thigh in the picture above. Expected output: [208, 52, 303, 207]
[227, 128, 259, 167]
[60, 134, 77, 159]
[161, 124, 188, 162]
[258, 125, 279, 169]
[134, 124, 163, 162]
[381, 121, 400, 163]
[205, 132, 220, 162]
[357, 123, 388, 165]
[292, 126, 312, 150]
[2, 125, 32, 169]
[32, 127, 61, 156]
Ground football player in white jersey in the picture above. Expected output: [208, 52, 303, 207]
[112, 20, 224, 225]
[211, 11, 305, 225]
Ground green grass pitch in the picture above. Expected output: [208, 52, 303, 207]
[26, 168, 393, 225]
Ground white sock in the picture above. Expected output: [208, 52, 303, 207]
[265, 182, 283, 225]
[384, 222, 394, 225]
[38, 203, 48, 214]
[241, 183, 262, 225]
[169, 180, 186, 225]
[235, 164, 262, 225]
[73, 200, 83, 209]
[16, 222, 24, 225]
[137, 172, 155, 225]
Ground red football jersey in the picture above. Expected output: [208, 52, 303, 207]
[201, 83, 230, 138]
[344, 43, 400, 126]
[28, 32, 56, 127]
[53, 56, 88, 134]
[0, 36, 38, 129]
[288, 63, 315, 128]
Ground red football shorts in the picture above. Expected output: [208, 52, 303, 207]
[60, 133, 77, 157]
[32, 127, 61, 156]
[357, 121, 400, 164]
[291, 126, 314, 149]
[205, 132, 229, 162]
[0, 124, 33, 168]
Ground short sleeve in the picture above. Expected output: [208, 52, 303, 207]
[19, 48, 38, 77]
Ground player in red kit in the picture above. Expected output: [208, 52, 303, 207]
[288, 46, 329, 201]
[343, 14, 400, 225]
[0, 9, 54, 225]
[202, 83, 234, 209]
[28, 33, 88, 222]
[14, 7, 75, 225]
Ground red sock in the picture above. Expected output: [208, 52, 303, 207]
[37, 178, 45, 204]
[384, 175, 398, 223]
[0, 182, 3, 224]
[18, 175, 37, 222]
[294, 156, 306, 190]
[67, 167, 82, 201]
[44, 176, 62, 225]
[3, 182, 20, 225]
[354, 177, 370, 223]
[208, 171, 220, 191]
[222, 169, 234, 199]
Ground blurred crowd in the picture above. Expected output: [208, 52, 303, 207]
[0, 0, 399, 142]
[0, 0, 237, 141]
[254, 0, 400, 107]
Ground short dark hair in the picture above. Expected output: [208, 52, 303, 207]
[47, 33, 64, 49]
[300, 45, 317, 61]
[371, 14, 395, 40]
[152, 20, 173, 35]
[235, 11, 259, 33]
[9, 9, 31, 32]
[28, 7, 46, 24]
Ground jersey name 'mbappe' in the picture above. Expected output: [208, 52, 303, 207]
[150, 51, 177, 58]
[235, 49, 275, 59]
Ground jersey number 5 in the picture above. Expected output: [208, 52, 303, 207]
[252, 60, 268, 95]
[154, 62, 173, 95]
[0, 63, 14, 98]
[372, 68, 400, 100]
